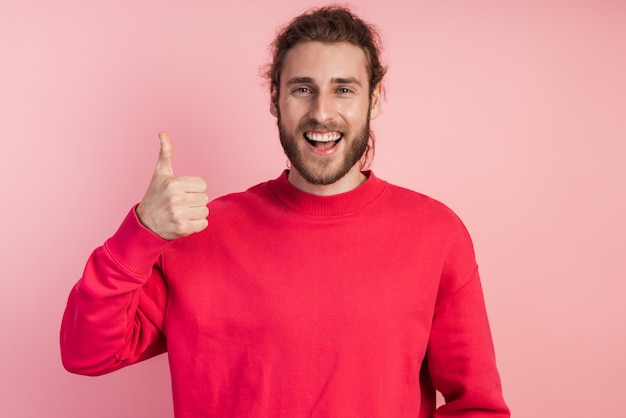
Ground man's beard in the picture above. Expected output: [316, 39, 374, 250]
[277, 111, 371, 186]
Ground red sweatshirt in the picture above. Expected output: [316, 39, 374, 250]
[61, 171, 509, 417]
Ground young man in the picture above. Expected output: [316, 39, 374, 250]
[61, 6, 510, 417]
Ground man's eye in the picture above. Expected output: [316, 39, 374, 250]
[296, 87, 310, 93]
[338, 88, 351, 94]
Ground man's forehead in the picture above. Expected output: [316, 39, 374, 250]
[280, 41, 369, 84]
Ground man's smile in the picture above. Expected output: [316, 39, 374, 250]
[304, 130, 343, 151]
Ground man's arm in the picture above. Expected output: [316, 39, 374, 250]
[428, 271, 510, 417]
[60, 209, 170, 375]
[60, 132, 209, 375]
[428, 220, 510, 417]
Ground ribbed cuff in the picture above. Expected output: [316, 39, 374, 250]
[104, 206, 171, 277]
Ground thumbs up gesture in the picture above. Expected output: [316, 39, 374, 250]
[136, 132, 209, 240]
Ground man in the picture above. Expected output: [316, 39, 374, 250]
[61, 6, 509, 417]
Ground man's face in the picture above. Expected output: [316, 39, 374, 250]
[271, 41, 381, 188]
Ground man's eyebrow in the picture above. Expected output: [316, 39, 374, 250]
[286, 77, 314, 86]
[332, 77, 362, 86]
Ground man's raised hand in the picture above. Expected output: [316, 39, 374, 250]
[136, 132, 209, 240]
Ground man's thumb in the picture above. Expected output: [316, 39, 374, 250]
[155, 131, 174, 176]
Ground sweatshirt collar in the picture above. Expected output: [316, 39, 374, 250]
[267, 170, 387, 217]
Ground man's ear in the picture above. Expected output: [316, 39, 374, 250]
[270, 83, 278, 117]
[369, 83, 382, 119]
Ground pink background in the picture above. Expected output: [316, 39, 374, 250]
[1, 0, 624, 416]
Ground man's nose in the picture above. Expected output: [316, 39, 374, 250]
[309, 93, 336, 122]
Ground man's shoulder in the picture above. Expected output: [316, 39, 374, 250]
[383, 180, 455, 214]
[380, 179, 469, 232]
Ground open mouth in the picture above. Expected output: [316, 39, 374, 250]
[304, 131, 343, 151]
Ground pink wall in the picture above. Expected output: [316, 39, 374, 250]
[1, 0, 624, 416]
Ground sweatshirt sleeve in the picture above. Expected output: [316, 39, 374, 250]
[60, 207, 171, 376]
[427, 219, 510, 417]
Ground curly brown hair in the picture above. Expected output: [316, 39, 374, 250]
[266, 5, 386, 96]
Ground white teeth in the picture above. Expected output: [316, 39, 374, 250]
[305, 132, 342, 142]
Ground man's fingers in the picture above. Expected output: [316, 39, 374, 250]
[160, 176, 207, 195]
[180, 176, 208, 193]
[188, 218, 209, 233]
[187, 192, 210, 207]
[155, 131, 174, 177]
[188, 205, 210, 220]
[172, 192, 209, 208]
[169, 214, 209, 237]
